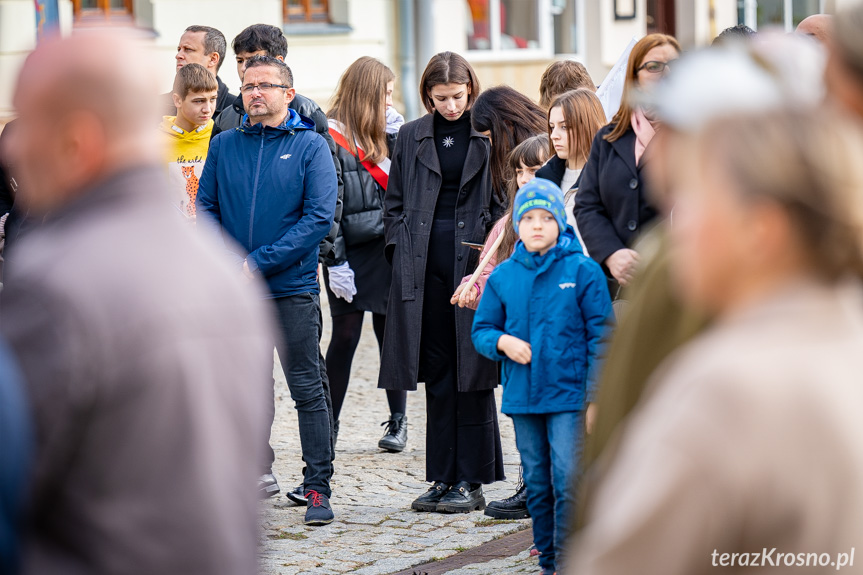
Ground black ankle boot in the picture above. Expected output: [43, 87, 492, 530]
[484, 467, 530, 519]
[436, 481, 485, 513]
[378, 412, 407, 452]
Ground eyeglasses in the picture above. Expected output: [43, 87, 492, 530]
[240, 82, 291, 94]
[637, 60, 675, 74]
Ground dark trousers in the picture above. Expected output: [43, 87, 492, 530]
[421, 220, 503, 485]
[265, 293, 333, 497]
[326, 311, 407, 422]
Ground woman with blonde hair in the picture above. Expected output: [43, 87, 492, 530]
[323, 56, 407, 453]
[570, 106, 863, 574]
[574, 34, 680, 289]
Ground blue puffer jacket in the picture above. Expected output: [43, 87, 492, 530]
[472, 227, 613, 414]
[197, 109, 338, 298]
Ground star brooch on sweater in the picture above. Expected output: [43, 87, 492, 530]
[442, 136, 454, 148]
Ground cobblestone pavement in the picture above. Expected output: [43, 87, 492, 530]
[259, 295, 540, 575]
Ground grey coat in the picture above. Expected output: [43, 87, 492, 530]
[378, 113, 505, 393]
[1, 167, 273, 575]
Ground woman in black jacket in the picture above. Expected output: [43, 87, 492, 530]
[380, 52, 506, 513]
[574, 34, 680, 288]
[323, 57, 408, 451]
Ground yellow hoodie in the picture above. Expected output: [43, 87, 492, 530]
[159, 116, 214, 217]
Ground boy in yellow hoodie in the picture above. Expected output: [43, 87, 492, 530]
[159, 63, 218, 218]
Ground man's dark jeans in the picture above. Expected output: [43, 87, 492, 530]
[265, 292, 333, 497]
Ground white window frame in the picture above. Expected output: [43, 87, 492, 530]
[553, 0, 586, 59]
[466, 0, 556, 62]
[741, 0, 826, 32]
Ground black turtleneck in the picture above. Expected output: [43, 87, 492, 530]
[433, 110, 472, 221]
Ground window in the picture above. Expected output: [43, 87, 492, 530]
[552, 0, 584, 56]
[738, 0, 824, 32]
[72, 0, 133, 22]
[466, 0, 555, 58]
[285, 0, 330, 24]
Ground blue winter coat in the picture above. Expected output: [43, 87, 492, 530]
[197, 109, 338, 298]
[472, 227, 613, 414]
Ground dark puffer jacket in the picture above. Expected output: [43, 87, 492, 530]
[329, 133, 397, 265]
[217, 92, 344, 265]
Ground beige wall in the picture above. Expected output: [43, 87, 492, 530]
[0, 0, 37, 118]
[471, 59, 553, 106]
[144, 0, 396, 112]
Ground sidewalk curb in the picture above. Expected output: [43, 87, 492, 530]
[387, 525, 533, 575]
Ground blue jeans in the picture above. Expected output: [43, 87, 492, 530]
[265, 293, 333, 497]
[511, 411, 583, 571]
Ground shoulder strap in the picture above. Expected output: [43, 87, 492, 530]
[328, 120, 390, 190]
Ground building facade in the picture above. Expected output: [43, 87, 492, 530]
[0, 0, 851, 122]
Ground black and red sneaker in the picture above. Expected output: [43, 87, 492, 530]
[303, 490, 334, 526]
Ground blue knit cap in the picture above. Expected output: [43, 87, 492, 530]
[512, 178, 566, 234]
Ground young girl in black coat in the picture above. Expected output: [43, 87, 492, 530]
[380, 52, 506, 513]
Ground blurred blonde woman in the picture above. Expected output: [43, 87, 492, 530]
[569, 107, 863, 574]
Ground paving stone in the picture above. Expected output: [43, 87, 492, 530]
[259, 297, 531, 575]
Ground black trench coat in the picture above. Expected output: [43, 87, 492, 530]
[378, 113, 505, 393]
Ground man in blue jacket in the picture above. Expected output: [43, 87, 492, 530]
[197, 55, 338, 526]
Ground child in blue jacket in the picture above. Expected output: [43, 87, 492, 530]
[472, 178, 612, 575]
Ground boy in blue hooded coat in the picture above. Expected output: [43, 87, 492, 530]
[472, 178, 612, 574]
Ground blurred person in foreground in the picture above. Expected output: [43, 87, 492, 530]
[0, 340, 31, 575]
[568, 47, 863, 574]
[796, 13, 832, 44]
[0, 32, 272, 575]
[827, 2, 863, 119]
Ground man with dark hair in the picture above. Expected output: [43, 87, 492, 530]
[197, 55, 339, 526]
[711, 23, 756, 46]
[218, 23, 342, 266]
[161, 25, 235, 121]
[216, 25, 343, 507]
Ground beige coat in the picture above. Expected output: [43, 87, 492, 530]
[1, 167, 274, 575]
[569, 279, 863, 575]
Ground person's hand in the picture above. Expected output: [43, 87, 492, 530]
[585, 402, 597, 435]
[497, 334, 532, 365]
[605, 248, 640, 286]
[242, 259, 255, 282]
[450, 283, 478, 308]
[328, 262, 357, 303]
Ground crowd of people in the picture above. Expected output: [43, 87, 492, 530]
[2, 7, 863, 575]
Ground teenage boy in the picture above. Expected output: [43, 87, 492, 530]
[538, 60, 597, 109]
[159, 63, 218, 217]
[472, 179, 613, 575]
